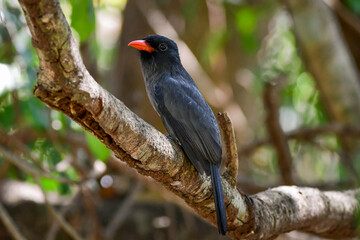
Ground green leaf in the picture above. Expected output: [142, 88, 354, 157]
[54, 172, 73, 194]
[342, 0, 360, 17]
[63, 166, 79, 181]
[40, 178, 60, 192]
[235, 7, 258, 52]
[85, 132, 110, 162]
[70, 0, 96, 43]
[32, 139, 62, 166]
[0, 26, 16, 63]
[21, 97, 49, 130]
[0, 102, 14, 131]
[236, 7, 257, 35]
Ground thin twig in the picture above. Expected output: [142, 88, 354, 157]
[0, 201, 27, 240]
[80, 185, 104, 240]
[239, 123, 360, 156]
[104, 181, 143, 240]
[284, 0, 360, 182]
[34, 177, 84, 240]
[0, 144, 84, 239]
[0, 145, 78, 185]
[0, 125, 43, 170]
[217, 112, 238, 187]
[18, 0, 360, 237]
[323, 0, 360, 35]
[45, 191, 81, 240]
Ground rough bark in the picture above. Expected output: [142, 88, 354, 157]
[18, 0, 250, 237]
[251, 187, 359, 239]
[17, 0, 360, 239]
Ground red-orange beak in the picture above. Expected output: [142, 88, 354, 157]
[128, 40, 155, 53]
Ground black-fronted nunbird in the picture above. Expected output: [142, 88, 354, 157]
[128, 35, 227, 235]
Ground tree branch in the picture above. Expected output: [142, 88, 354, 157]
[323, 0, 360, 71]
[217, 112, 238, 187]
[0, 201, 27, 240]
[0, 145, 77, 185]
[239, 123, 360, 156]
[251, 186, 359, 239]
[284, 0, 360, 179]
[34, 177, 84, 240]
[263, 81, 294, 185]
[104, 181, 143, 239]
[18, 0, 250, 236]
[17, 0, 359, 239]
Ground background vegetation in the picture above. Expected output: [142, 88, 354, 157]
[1, 0, 360, 239]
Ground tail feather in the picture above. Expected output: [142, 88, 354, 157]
[210, 164, 227, 235]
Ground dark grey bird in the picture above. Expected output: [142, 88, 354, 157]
[128, 35, 227, 235]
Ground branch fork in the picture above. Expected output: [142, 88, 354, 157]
[16, 0, 360, 239]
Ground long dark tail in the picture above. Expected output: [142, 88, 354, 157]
[210, 164, 227, 235]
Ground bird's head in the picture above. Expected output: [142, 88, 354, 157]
[128, 35, 181, 73]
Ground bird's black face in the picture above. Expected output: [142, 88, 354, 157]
[128, 35, 181, 69]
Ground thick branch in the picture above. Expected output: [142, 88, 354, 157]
[250, 186, 359, 239]
[17, 0, 359, 239]
[18, 0, 250, 237]
[263, 82, 293, 185]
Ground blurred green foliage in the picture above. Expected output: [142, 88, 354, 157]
[249, 11, 345, 185]
[0, 0, 100, 194]
[0, 1, 360, 238]
[342, 0, 360, 17]
[0, 0, 358, 195]
[235, 6, 258, 51]
[200, 28, 228, 68]
[69, 0, 96, 42]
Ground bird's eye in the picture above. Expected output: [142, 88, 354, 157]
[159, 43, 168, 51]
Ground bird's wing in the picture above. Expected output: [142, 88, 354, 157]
[153, 76, 222, 173]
